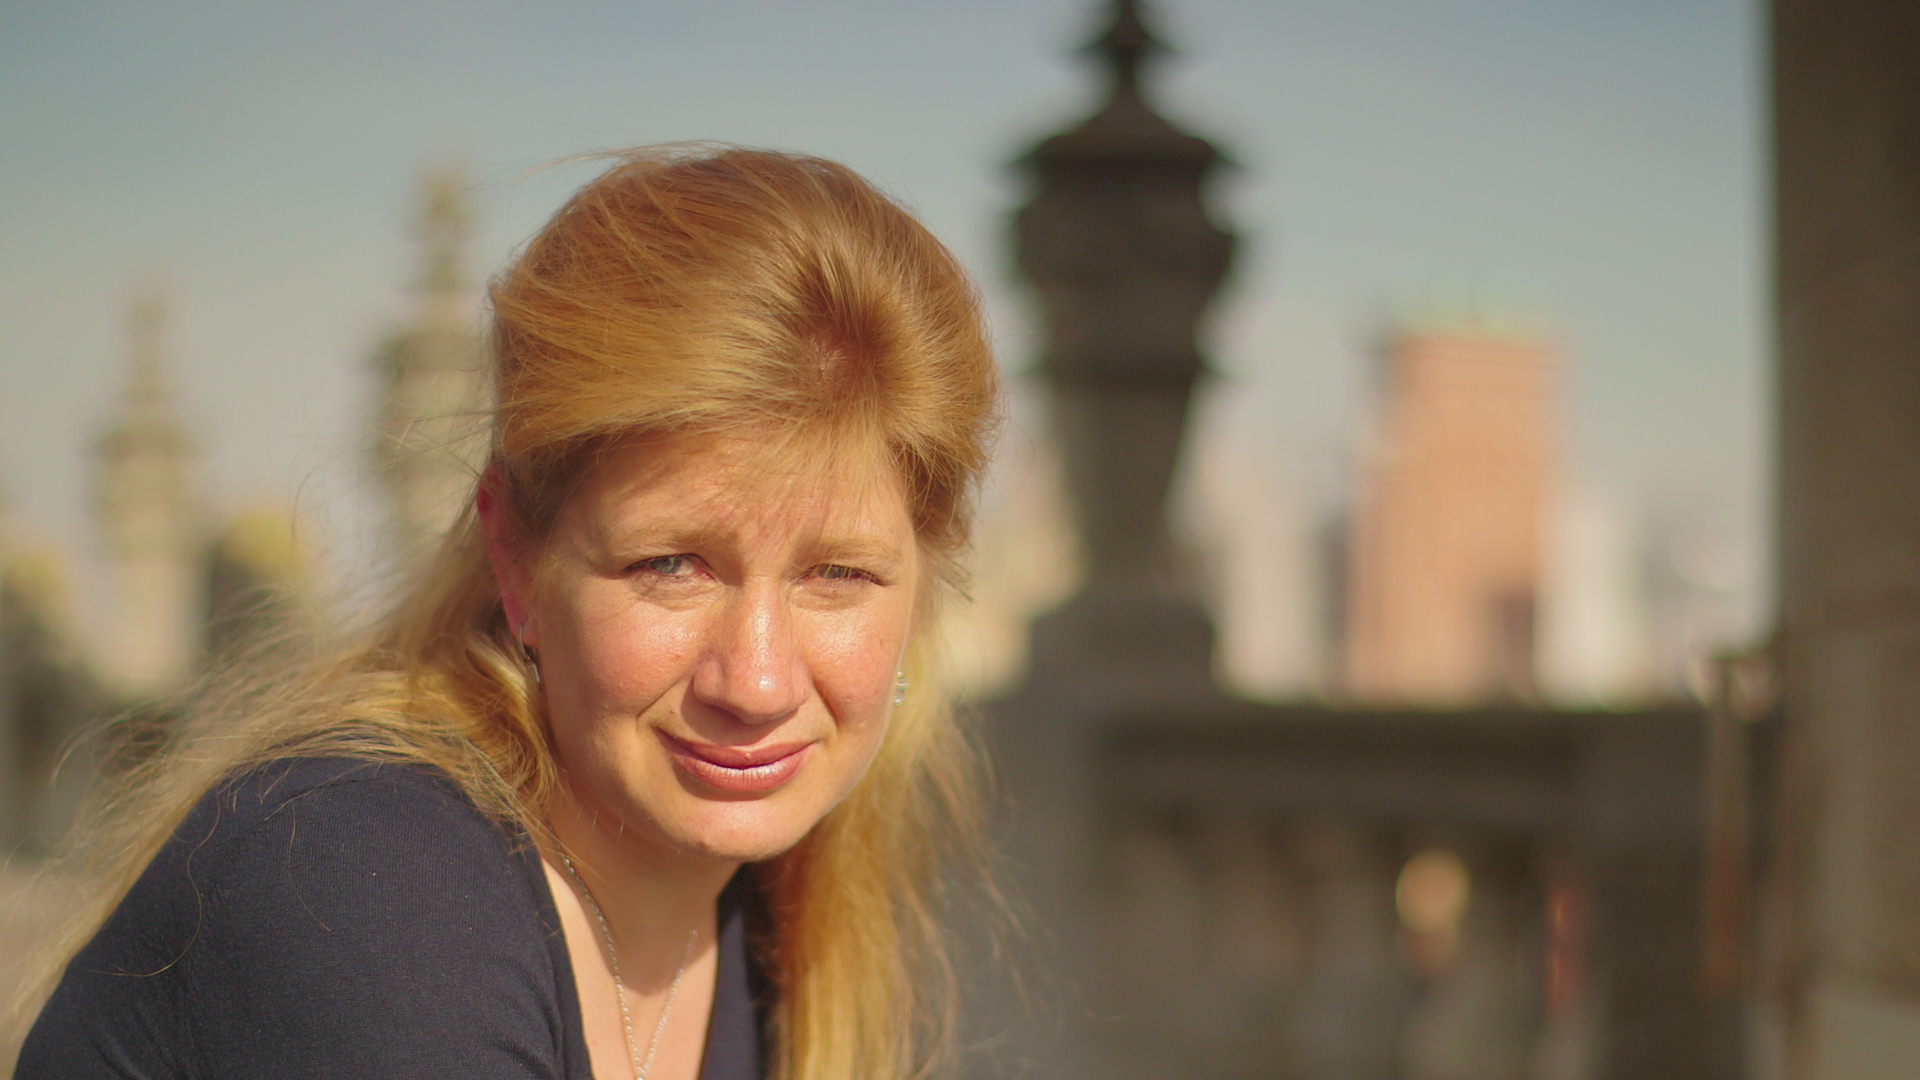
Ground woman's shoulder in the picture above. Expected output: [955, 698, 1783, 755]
[127, 756, 532, 917]
[151, 754, 553, 954]
[186, 754, 521, 867]
[18, 755, 587, 1079]
[198, 753, 486, 827]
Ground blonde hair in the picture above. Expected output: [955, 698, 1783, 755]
[22, 146, 1002, 1080]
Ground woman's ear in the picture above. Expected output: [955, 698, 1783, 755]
[476, 466, 538, 648]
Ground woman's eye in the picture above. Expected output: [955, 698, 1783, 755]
[814, 564, 871, 583]
[637, 555, 698, 577]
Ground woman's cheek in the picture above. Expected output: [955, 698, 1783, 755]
[798, 634, 875, 718]
[573, 595, 699, 711]
[804, 613, 897, 718]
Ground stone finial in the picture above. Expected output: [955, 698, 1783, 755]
[1016, 1, 1231, 389]
[1025, 0, 1221, 173]
[1010, 0, 1235, 671]
[1085, 0, 1166, 103]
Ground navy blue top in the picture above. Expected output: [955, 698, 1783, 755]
[17, 757, 767, 1080]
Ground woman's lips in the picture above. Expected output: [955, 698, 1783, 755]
[658, 732, 814, 793]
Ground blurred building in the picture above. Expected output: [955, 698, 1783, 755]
[0, 533, 90, 851]
[91, 291, 203, 703]
[1773, 0, 1920, 1071]
[369, 166, 490, 567]
[0, 169, 482, 853]
[1642, 508, 1757, 698]
[1344, 323, 1558, 704]
[81, 292, 318, 708]
[1537, 483, 1656, 705]
[1182, 436, 1328, 700]
[202, 505, 317, 668]
[978, 5, 1743, 1080]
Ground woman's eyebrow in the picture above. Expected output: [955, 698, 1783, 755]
[589, 520, 903, 566]
[807, 536, 906, 568]
[590, 518, 732, 556]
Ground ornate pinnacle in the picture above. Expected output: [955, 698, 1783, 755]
[1084, 0, 1167, 102]
[1025, 0, 1217, 167]
[99, 286, 191, 469]
[415, 166, 469, 297]
[125, 287, 168, 408]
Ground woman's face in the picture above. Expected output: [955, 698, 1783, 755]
[509, 432, 921, 865]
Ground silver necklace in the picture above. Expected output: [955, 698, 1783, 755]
[557, 851, 697, 1080]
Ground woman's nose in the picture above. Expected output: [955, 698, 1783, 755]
[688, 584, 808, 726]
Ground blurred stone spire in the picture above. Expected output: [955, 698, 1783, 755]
[1031, 0, 1218, 167]
[1013, 0, 1235, 679]
[92, 287, 202, 701]
[1087, 0, 1162, 102]
[371, 165, 489, 567]
[415, 167, 469, 298]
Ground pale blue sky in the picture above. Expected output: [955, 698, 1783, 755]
[0, 0, 1764, 604]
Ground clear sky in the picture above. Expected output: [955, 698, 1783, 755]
[0, 0, 1765, 613]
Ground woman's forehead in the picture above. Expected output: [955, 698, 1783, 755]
[570, 429, 911, 546]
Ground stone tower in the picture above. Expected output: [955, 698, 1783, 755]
[979, 4, 1237, 1077]
[92, 290, 201, 702]
[1012, 0, 1234, 682]
[1343, 322, 1559, 704]
[370, 167, 488, 566]
[1774, 0, 1920, 1069]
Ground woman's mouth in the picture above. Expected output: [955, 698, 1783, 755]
[657, 732, 814, 793]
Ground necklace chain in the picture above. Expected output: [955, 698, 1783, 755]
[557, 851, 697, 1080]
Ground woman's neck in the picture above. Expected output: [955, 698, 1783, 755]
[543, 781, 739, 983]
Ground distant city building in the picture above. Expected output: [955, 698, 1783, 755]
[369, 167, 489, 566]
[1343, 322, 1559, 704]
[1537, 482, 1657, 704]
[87, 294, 317, 700]
[91, 291, 202, 703]
[202, 504, 316, 668]
[1642, 508, 1759, 697]
[1181, 433, 1327, 700]
[0, 172, 474, 845]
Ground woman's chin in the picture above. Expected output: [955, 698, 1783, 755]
[654, 799, 821, 864]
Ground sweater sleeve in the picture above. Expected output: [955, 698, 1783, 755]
[17, 758, 589, 1080]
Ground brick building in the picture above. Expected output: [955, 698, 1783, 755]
[1344, 325, 1559, 704]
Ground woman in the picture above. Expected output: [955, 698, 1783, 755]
[16, 145, 1002, 1080]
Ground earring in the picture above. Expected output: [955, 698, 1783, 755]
[893, 669, 909, 706]
[516, 621, 543, 689]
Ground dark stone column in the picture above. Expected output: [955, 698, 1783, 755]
[975, 3, 1237, 1077]
[1774, 1, 1920, 1073]
[1583, 852, 1740, 1079]
[1011, 0, 1233, 686]
[1575, 718, 1745, 1078]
